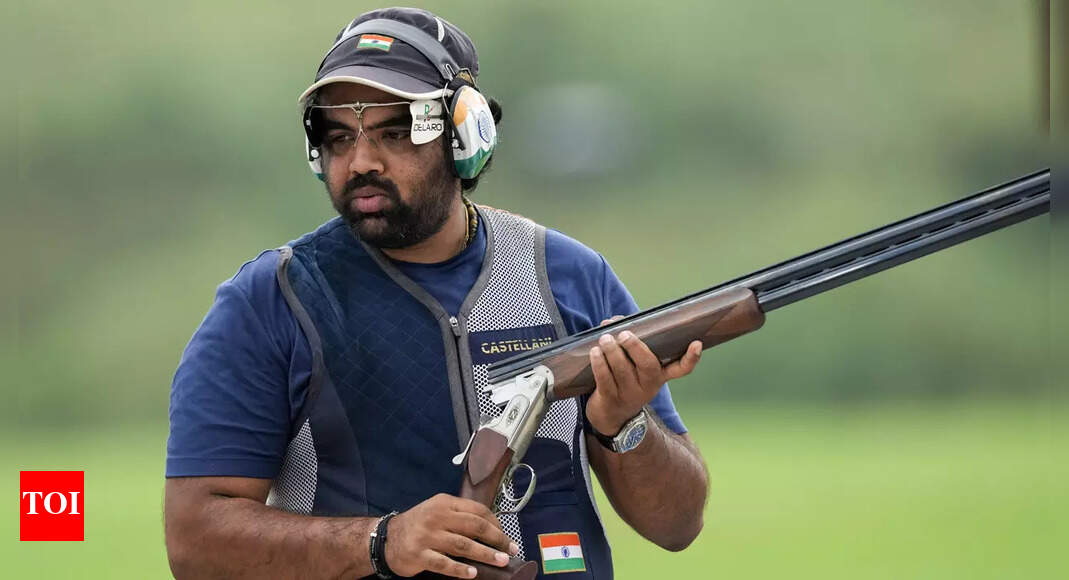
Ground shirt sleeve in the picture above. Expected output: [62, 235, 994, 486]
[597, 255, 688, 435]
[166, 251, 299, 478]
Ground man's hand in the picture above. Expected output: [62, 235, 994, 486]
[585, 316, 703, 436]
[385, 493, 519, 579]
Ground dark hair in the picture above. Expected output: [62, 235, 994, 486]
[457, 97, 502, 193]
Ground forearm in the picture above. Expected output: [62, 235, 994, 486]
[587, 414, 709, 551]
[166, 490, 375, 579]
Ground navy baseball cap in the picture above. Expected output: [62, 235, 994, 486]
[297, 7, 480, 104]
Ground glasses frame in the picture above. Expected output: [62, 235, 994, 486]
[308, 101, 441, 157]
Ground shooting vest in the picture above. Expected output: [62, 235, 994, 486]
[268, 207, 612, 579]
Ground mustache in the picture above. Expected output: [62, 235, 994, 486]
[343, 173, 401, 202]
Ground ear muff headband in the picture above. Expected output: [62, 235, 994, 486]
[303, 19, 497, 181]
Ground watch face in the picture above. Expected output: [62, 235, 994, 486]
[620, 423, 647, 452]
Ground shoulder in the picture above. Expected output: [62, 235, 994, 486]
[285, 217, 348, 254]
[226, 249, 283, 296]
[544, 228, 607, 271]
[219, 220, 339, 341]
[478, 206, 602, 269]
[544, 227, 611, 299]
[227, 216, 345, 298]
[205, 249, 299, 353]
[221, 248, 296, 322]
[542, 227, 631, 334]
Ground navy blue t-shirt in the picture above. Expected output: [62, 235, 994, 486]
[166, 217, 686, 478]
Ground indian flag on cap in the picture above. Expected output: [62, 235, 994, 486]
[356, 34, 393, 52]
[538, 532, 585, 574]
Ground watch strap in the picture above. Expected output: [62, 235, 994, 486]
[590, 409, 647, 453]
[591, 424, 617, 451]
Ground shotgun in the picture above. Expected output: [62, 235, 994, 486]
[450, 169, 1050, 580]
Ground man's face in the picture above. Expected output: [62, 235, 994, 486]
[316, 83, 457, 249]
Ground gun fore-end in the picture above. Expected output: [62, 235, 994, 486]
[545, 287, 765, 400]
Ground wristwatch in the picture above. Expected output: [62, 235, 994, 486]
[592, 409, 649, 453]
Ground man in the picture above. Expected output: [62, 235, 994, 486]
[164, 7, 708, 579]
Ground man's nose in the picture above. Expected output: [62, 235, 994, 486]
[347, 133, 386, 176]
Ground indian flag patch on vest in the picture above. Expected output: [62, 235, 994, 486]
[538, 532, 585, 574]
[356, 34, 393, 52]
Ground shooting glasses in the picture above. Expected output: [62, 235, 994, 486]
[304, 100, 446, 157]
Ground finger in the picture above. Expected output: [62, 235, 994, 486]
[450, 496, 500, 525]
[452, 512, 514, 553]
[447, 498, 512, 551]
[663, 340, 703, 381]
[421, 549, 477, 579]
[435, 532, 511, 567]
[452, 500, 521, 556]
[599, 315, 625, 327]
[589, 344, 619, 398]
[616, 331, 662, 390]
[598, 333, 640, 391]
[662, 340, 702, 381]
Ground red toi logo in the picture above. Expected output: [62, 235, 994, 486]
[20, 471, 84, 541]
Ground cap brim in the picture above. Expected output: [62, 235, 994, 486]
[297, 65, 446, 104]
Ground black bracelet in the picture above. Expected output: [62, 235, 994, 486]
[369, 511, 399, 579]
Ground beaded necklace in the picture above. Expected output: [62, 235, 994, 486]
[462, 195, 478, 246]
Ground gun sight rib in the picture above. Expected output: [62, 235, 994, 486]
[753, 170, 1049, 310]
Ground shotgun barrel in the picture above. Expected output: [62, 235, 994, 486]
[487, 169, 1050, 385]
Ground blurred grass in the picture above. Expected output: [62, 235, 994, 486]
[4, 401, 1064, 578]
[601, 400, 1066, 579]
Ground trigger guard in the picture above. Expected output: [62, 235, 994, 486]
[494, 463, 536, 515]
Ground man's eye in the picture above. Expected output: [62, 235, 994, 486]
[382, 129, 410, 142]
[327, 133, 355, 145]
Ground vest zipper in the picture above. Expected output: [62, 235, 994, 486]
[447, 315, 474, 436]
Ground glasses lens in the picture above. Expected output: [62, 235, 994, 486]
[368, 125, 416, 155]
[313, 102, 424, 156]
[324, 132, 356, 156]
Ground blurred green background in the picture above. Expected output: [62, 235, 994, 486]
[4, 1, 1061, 578]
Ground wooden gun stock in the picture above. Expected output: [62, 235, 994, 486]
[545, 287, 765, 400]
[449, 429, 538, 580]
[459, 429, 513, 505]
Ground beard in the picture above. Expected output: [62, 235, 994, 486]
[328, 160, 457, 249]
